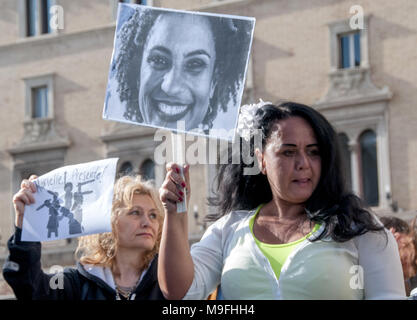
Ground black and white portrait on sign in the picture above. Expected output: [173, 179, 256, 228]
[21, 158, 119, 242]
[103, 4, 255, 140]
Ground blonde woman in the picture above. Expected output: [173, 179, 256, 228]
[3, 175, 165, 300]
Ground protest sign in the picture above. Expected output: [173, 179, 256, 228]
[21, 158, 119, 242]
[103, 3, 255, 141]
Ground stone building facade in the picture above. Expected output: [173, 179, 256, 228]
[0, 0, 416, 296]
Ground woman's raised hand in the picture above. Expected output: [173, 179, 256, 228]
[159, 163, 190, 215]
[157, 163, 194, 299]
[12, 175, 38, 228]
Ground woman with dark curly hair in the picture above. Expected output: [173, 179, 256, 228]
[110, 6, 253, 134]
[158, 101, 406, 300]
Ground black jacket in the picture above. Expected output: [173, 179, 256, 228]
[2, 227, 165, 300]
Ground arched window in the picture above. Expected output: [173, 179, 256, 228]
[119, 161, 133, 177]
[359, 130, 379, 206]
[338, 133, 352, 191]
[140, 159, 155, 181]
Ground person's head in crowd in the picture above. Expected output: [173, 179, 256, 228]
[77, 175, 164, 272]
[114, 7, 252, 133]
[380, 216, 416, 282]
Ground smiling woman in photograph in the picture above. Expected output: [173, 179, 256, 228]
[112, 7, 253, 134]
[138, 13, 216, 130]
[3, 175, 165, 300]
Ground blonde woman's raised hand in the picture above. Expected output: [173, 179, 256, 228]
[12, 175, 38, 228]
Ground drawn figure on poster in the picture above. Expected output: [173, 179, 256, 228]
[49, 190, 61, 211]
[36, 191, 64, 239]
[71, 179, 94, 228]
[60, 172, 84, 235]
[63, 172, 73, 211]
[110, 6, 254, 135]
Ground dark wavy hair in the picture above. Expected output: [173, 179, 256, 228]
[113, 7, 253, 132]
[209, 102, 385, 242]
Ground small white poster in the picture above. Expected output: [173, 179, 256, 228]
[103, 4, 255, 141]
[21, 158, 119, 242]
